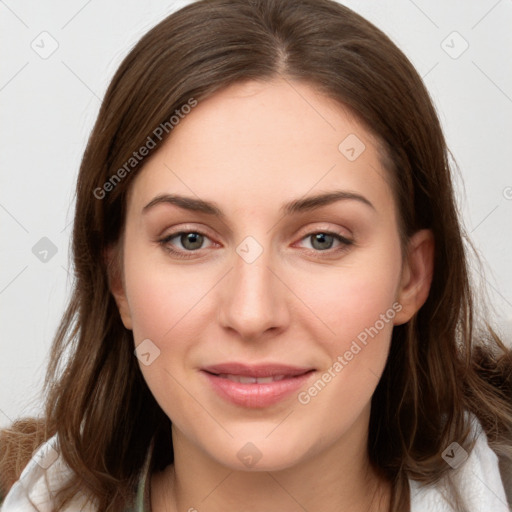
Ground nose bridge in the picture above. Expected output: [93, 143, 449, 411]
[218, 233, 287, 338]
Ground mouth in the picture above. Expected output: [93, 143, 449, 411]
[201, 362, 315, 378]
[209, 373, 306, 384]
[200, 363, 316, 408]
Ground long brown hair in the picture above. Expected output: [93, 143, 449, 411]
[1, 0, 511, 510]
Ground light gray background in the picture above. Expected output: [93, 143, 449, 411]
[1, 0, 511, 427]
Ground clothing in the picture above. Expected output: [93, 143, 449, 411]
[1, 414, 510, 511]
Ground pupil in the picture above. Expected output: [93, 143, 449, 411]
[313, 233, 333, 250]
[182, 233, 203, 250]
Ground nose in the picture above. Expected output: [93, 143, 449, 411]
[217, 238, 290, 341]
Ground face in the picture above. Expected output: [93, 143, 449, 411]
[110, 78, 433, 472]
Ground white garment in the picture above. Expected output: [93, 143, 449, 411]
[0, 433, 97, 512]
[408, 414, 510, 511]
[1, 414, 510, 511]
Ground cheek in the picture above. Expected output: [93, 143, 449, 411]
[122, 239, 206, 343]
[292, 235, 402, 412]
[296, 239, 402, 349]
[301, 277, 396, 397]
[295, 275, 399, 426]
[122, 247, 205, 418]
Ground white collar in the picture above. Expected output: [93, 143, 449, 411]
[409, 413, 510, 511]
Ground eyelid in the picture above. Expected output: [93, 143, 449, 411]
[158, 222, 354, 259]
[158, 223, 215, 240]
[159, 222, 352, 243]
[294, 223, 352, 240]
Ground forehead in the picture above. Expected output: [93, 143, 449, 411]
[126, 78, 394, 219]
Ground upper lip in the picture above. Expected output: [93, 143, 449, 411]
[201, 362, 315, 378]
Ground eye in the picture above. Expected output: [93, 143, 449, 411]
[158, 228, 354, 259]
[159, 230, 215, 259]
[296, 231, 354, 254]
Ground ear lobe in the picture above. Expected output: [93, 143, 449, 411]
[393, 229, 435, 326]
[104, 245, 133, 330]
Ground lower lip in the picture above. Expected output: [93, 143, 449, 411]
[201, 370, 315, 408]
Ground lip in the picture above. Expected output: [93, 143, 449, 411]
[201, 362, 314, 378]
[200, 362, 315, 408]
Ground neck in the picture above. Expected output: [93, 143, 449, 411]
[152, 409, 391, 512]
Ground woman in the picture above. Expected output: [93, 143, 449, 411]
[1, 0, 511, 511]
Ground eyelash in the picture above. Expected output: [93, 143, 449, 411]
[158, 228, 354, 260]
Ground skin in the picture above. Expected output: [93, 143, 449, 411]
[109, 78, 434, 512]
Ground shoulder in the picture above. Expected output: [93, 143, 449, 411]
[0, 433, 97, 512]
[409, 413, 510, 511]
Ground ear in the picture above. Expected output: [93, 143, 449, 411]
[393, 229, 435, 326]
[105, 244, 133, 330]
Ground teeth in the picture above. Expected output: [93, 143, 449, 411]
[218, 373, 287, 383]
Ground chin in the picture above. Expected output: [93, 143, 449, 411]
[206, 434, 311, 472]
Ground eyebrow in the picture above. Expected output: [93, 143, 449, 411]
[142, 190, 376, 218]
